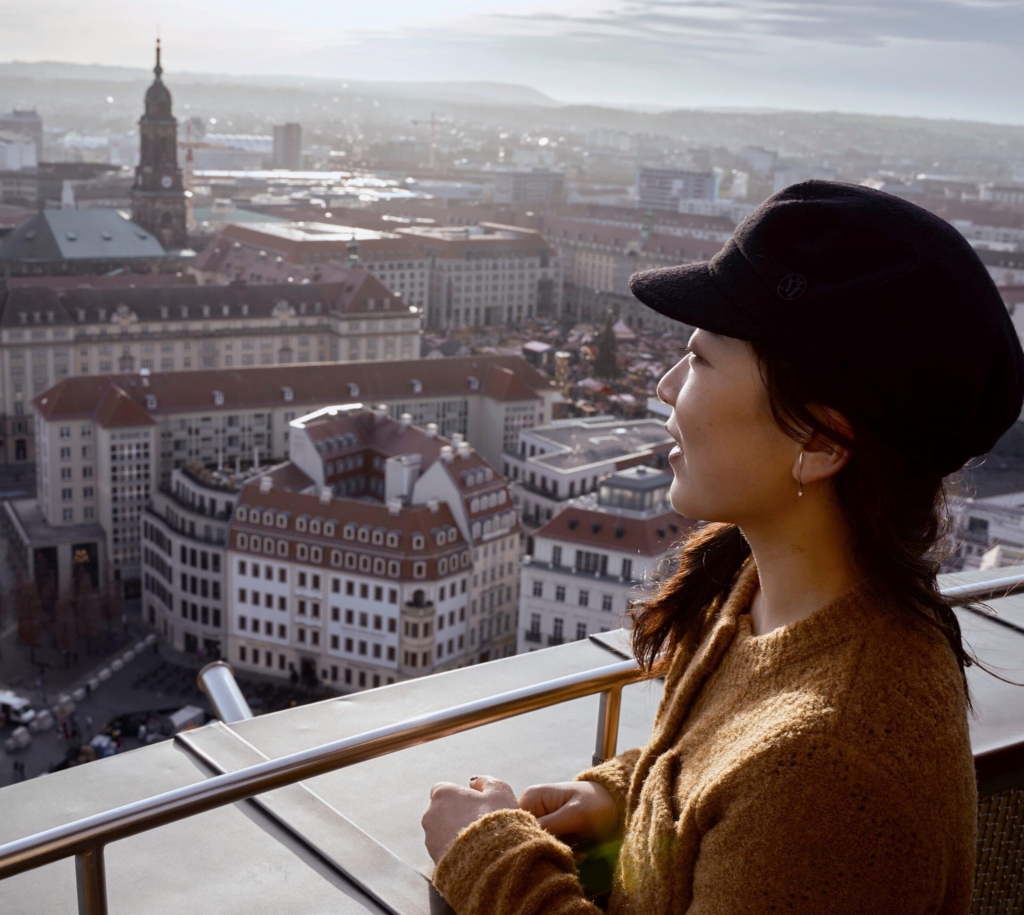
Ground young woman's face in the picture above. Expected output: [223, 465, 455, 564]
[657, 329, 801, 524]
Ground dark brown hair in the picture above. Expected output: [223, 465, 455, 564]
[629, 339, 973, 699]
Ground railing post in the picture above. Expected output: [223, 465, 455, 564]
[593, 685, 622, 766]
[75, 845, 108, 915]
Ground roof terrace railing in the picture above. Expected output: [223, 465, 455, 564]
[2, 572, 1024, 915]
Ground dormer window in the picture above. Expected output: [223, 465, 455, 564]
[446, 529, 457, 543]
[372, 528, 384, 545]
[411, 379, 423, 394]
[181, 307, 188, 318]
[262, 510, 275, 526]
[343, 523, 356, 540]
[468, 376, 480, 391]
[309, 519, 321, 535]
[276, 513, 289, 529]
[357, 525, 370, 543]
[236, 507, 248, 521]
[296, 516, 308, 533]
[160, 307, 168, 319]
[213, 391, 224, 406]
[222, 305, 230, 316]
[144, 394, 157, 410]
[347, 383, 359, 397]
[412, 533, 425, 550]
[282, 386, 294, 402]
[324, 520, 336, 536]
[202, 305, 210, 317]
[386, 531, 399, 548]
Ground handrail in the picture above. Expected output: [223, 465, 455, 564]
[2, 570, 1023, 915]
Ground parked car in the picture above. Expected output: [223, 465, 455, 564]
[0, 690, 36, 727]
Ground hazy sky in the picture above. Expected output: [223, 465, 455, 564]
[4, 0, 1024, 122]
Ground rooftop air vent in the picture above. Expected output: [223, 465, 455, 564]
[425, 423, 438, 439]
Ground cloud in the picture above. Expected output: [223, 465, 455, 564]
[483, 1, 1024, 48]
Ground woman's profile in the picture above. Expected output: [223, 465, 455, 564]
[421, 180, 1024, 915]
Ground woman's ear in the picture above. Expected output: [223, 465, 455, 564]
[795, 406, 854, 486]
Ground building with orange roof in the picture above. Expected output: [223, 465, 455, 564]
[0, 273, 420, 464]
[190, 405, 521, 690]
[518, 466, 694, 652]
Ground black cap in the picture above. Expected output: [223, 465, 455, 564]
[629, 180, 1024, 477]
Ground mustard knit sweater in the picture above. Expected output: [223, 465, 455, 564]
[433, 561, 977, 915]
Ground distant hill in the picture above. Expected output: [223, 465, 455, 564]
[0, 61, 557, 108]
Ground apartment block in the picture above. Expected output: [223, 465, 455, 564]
[518, 466, 692, 651]
[0, 272, 418, 463]
[223, 405, 520, 688]
[503, 417, 674, 531]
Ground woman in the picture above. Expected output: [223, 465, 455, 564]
[421, 181, 1024, 915]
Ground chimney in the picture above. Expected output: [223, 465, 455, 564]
[440, 445, 454, 464]
[259, 476, 273, 494]
[319, 487, 332, 505]
[385, 453, 421, 503]
[425, 423, 438, 439]
[387, 497, 402, 516]
[140, 368, 150, 387]
[427, 498, 440, 514]
[399, 412, 412, 430]
[451, 432, 464, 446]
[457, 441, 471, 460]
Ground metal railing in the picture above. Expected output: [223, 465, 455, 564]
[2, 572, 1023, 915]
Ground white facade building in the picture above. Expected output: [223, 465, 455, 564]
[503, 417, 674, 530]
[518, 466, 692, 652]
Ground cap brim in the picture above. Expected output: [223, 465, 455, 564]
[628, 262, 757, 340]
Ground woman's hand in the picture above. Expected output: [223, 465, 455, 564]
[422, 775, 519, 864]
[518, 781, 619, 845]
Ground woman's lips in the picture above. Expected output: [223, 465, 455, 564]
[669, 445, 683, 461]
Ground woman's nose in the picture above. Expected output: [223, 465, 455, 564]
[657, 359, 687, 406]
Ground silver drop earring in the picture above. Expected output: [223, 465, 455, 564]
[797, 450, 804, 498]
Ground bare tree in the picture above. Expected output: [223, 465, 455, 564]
[16, 581, 42, 664]
[54, 597, 76, 665]
[74, 568, 101, 655]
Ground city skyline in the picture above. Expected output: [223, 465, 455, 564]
[3, 1, 1024, 125]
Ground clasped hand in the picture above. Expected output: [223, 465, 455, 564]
[422, 776, 618, 864]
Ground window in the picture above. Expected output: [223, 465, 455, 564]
[576, 622, 587, 640]
[62, 508, 73, 522]
[602, 594, 613, 612]
[578, 590, 589, 607]
[532, 581, 543, 597]
[553, 618, 564, 640]
[551, 546, 562, 566]
[621, 559, 633, 581]
[555, 585, 565, 603]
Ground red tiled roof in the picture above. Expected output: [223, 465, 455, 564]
[92, 384, 158, 429]
[536, 504, 696, 557]
[232, 480, 469, 582]
[34, 355, 554, 421]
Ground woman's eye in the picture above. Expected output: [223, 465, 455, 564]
[684, 347, 704, 365]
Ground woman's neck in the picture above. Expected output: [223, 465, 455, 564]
[740, 497, 860, 637]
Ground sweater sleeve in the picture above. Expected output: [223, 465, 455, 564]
[684, 736, 956, 915]
[574, 747, 641, 834]
[432, 808, 605, 915]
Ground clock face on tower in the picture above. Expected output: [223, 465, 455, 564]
[161, 175, 173, 189]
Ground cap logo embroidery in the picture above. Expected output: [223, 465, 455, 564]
[778, 274, 807, 300]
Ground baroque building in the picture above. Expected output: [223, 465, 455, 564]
[130, 40, 188, 250]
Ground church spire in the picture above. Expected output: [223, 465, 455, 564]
[154, 37, 163, 81]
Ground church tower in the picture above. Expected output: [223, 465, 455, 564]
[130, 40, 187, 250]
